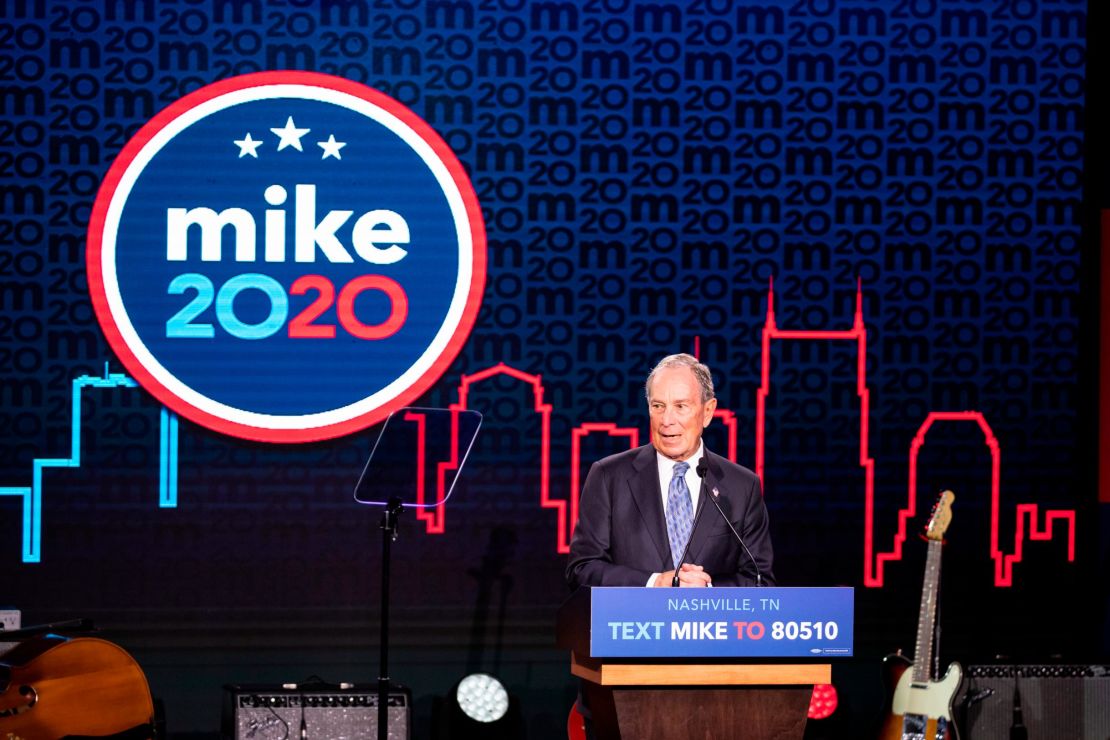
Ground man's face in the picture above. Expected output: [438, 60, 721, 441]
[648, 366, 717, 461]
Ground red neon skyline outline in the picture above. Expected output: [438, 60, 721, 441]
[405, 282, 1076, 586]
[756, 279, 1075, 587]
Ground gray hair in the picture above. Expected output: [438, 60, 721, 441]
[644, 353, 715, 403]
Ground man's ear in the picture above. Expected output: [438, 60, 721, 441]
[702, 398, 718, 427]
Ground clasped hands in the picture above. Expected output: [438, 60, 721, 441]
[653, 562, 711, 588]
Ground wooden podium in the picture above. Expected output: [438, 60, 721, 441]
[557, 587, 849, 740]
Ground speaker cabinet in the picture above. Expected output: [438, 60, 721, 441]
[959, 665, 1110, 740]
[222, 684, 411, 740]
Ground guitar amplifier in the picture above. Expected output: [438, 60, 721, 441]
[221, 683, 411, 740]
[958, 665, 1110, 740]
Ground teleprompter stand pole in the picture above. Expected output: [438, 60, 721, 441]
[378, 496, 403, 740]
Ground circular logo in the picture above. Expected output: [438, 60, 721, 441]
[87, 72, 486, 443]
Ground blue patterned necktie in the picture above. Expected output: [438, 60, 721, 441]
[666, 461, 693, 569]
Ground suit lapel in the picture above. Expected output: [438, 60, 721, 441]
[626, 445, 672, 569]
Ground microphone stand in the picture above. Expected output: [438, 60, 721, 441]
[706, 489, 764, 587]
[378, 496, 403, 740]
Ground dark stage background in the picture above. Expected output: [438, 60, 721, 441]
[0, 0, 1104, 737]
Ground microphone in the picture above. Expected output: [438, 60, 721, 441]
[671, 458, 711, 587]
[706, 481, 765, 587]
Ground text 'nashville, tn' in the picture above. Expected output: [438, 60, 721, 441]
[666, 597, 781, 612]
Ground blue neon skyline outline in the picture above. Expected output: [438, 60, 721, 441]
[0, 366, 179, 563]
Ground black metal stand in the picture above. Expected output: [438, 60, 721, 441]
[378, 496, 403, 740]
[353, 408, 483, 740]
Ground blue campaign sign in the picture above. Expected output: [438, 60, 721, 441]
[588, 587, 854, 658]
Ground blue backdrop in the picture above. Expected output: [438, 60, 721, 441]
[0, 1, 1098, 736]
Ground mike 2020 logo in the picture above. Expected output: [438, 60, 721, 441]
[87, 72, 486, 443]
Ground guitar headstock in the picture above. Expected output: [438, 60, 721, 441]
[924, 490, 955, 541]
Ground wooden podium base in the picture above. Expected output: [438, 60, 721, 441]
[573, 654, 828, 740]
[614, 686, 811, 739]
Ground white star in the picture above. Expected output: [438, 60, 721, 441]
[270, 116, 310, 152]
[233, 132, 263, 158]
[317, 134, 346, 160]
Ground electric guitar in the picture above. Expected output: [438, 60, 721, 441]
[0, 633, 154, 739]
[879, 491, 961, 740]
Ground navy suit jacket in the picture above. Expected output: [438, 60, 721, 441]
[566, 444, 775, 588]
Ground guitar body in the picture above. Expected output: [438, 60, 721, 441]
[879, 653, 961, 740]
[0, 634, 154, 739]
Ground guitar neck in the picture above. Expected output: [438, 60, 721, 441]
[912, 539, 943, 684]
